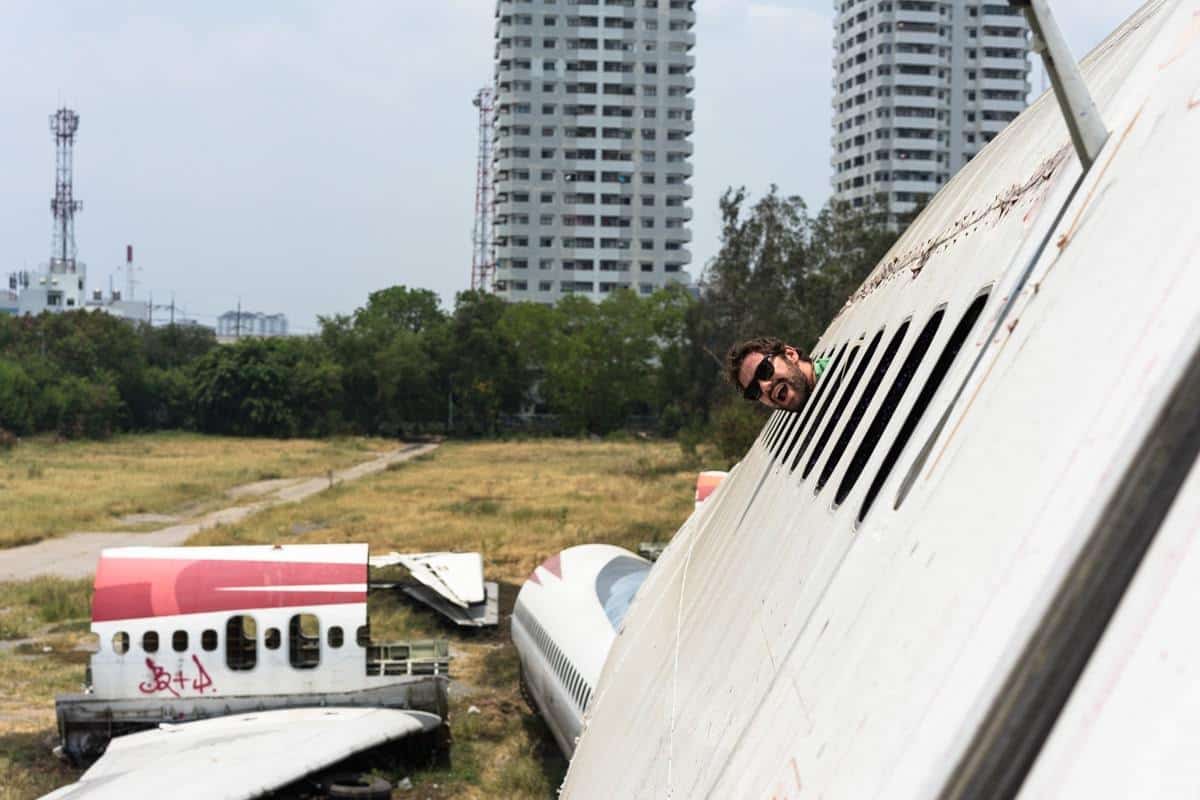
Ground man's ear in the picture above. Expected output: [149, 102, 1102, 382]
[782, 345, 801, 365]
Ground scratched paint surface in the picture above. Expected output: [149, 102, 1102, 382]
[563, 1, 1200, 797]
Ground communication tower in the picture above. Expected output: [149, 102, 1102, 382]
[49, 108, 83, 271]
[470, 88, 496, 292]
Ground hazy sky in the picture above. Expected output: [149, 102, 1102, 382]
[0, 1, 1138, 332]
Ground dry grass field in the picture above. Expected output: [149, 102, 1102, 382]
[0, 433, 392, 548]
[0, 436, 701, 799]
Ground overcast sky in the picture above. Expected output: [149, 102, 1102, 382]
[0, 1, 1138, 332]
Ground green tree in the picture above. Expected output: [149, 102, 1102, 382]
[542, 290, 658, 434]
[0, 358, 36, 434]
[441, 291, 525, 435]
[190, 337, 343, 437]
[319, 286, 448, 434]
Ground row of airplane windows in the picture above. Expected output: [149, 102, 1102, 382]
[106, 614, 365, 671]
[514, 600, 593, 713]
[765, 287, 990, 522]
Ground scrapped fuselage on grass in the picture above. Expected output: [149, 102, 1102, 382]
[55, 543, 449, 766]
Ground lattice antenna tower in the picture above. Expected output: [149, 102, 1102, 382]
[49, 108, 83, 271]
[470, 88, 496, 292]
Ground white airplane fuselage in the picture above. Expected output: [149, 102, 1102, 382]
[563, 1, 1200, 797]
[511, 545, 651, 758]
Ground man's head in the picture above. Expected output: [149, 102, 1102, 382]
[725, 337, 815, 412]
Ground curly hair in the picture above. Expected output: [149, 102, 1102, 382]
[724, 337, 809, 388]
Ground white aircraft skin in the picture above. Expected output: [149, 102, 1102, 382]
[564, 2, 1200, 797]
[54, 543, 448, 773]
[511, 545, 652, 759]
[40, 708, 441, 800]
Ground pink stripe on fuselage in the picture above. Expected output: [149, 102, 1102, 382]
[92, 557, 365, 622]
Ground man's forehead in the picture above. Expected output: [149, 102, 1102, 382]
[738, 350, 767, 382]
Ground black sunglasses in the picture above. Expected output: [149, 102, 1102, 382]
[742, 352, 777, 401]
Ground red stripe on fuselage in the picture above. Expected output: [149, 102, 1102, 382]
[92, 557, 365, 622]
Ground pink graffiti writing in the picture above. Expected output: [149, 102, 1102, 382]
[138, 658, 179, 698]
[136, 656, 217, 696]
[191, 655, 214, 694]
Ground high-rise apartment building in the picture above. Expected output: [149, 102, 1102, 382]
[491, 0, 696, 303]
[831, 1, 1030, 221]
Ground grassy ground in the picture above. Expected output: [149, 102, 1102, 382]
[0, 437, 700, 799]
[0, 432, 392, 548]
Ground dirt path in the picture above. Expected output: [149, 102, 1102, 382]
[0, 442, 438, 582]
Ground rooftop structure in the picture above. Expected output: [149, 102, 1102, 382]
[15, 107, 90, 315]
[217, 310, 289, 340]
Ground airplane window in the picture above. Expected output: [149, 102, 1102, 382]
[781, 342, 848, 467]
[289, 614, 321, 669]
[142, 631, 159, 653]
[112, 631, 129, 655]
[201, 629, 218, 651]
[328, 626, 344, 648]
[265, 628, 281, 650]
[172, 630, 188, 653]
[226, 615, 257, 671]
[803, 329, 885, 480]
[819, 321, 911, 494]
[843, 309, 946, 513]
[356, 625, 370, 647]
[892, 290, 991, 510]
[858, 291, 989, 522]
[770, 348, 828, 454]
[791, 343, 861, 472]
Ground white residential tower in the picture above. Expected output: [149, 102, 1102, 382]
[491, 0, 696, 303]
[831, 0, 1030, 221]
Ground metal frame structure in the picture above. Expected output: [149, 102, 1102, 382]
[49, 107, 83, 273]
[470, 87, 496, 292]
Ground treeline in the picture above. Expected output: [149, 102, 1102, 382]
[0, 191, 899, 453]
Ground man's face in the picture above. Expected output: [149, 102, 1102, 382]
[737, 347, 813, 412]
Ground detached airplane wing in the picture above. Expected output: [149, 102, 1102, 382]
[370, 551, 485, 608]
[41, 707, 440, 800]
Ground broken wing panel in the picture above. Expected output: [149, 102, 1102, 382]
[370, 552, 485, 608]
[40, 707, 439, 800]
